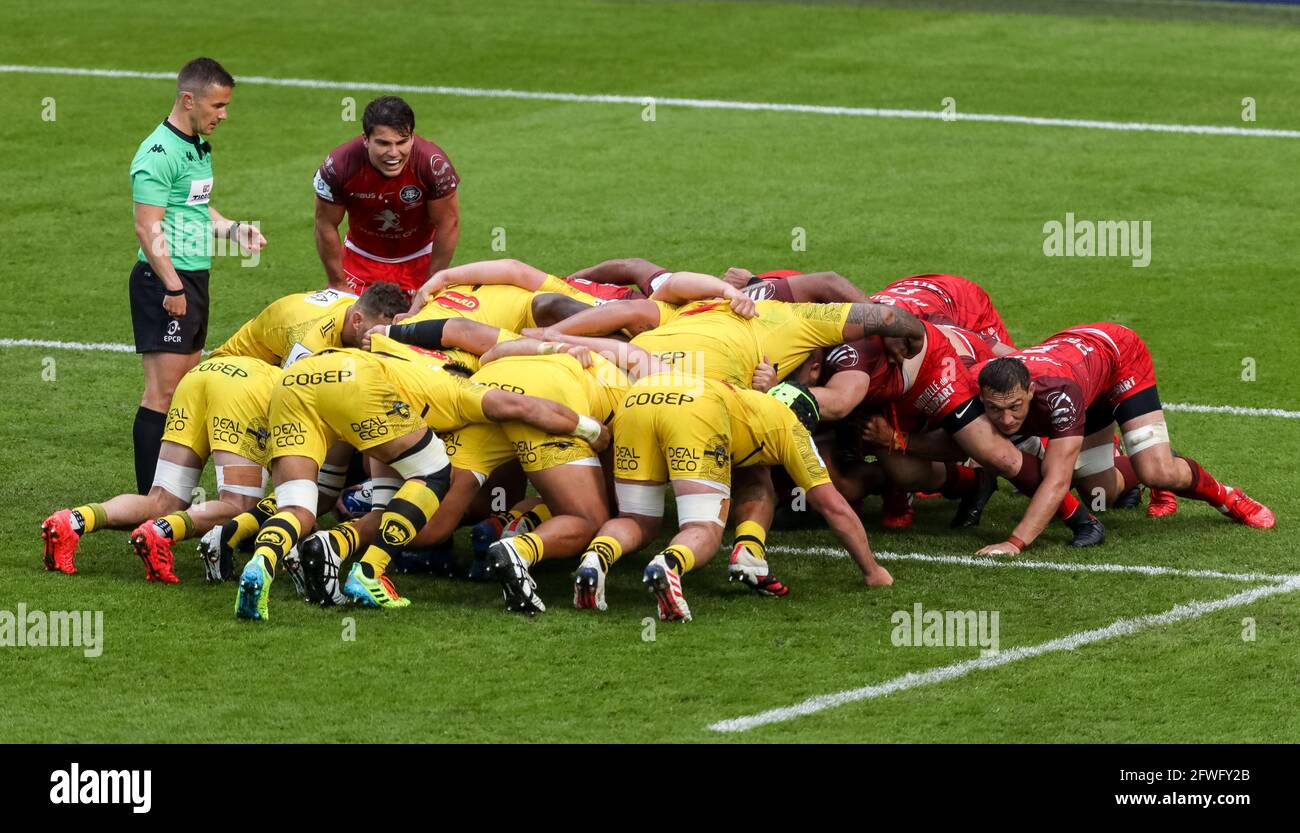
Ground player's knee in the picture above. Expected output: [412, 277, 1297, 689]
[1136, 457, 1180, 489]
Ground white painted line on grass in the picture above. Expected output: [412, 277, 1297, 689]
[708, 577, 1300, 733]
[1164, 402, 1300, 419]
[0, 338, 135, 353]
[768, 546, 1300, 585]
[3, 64, 1298, 139]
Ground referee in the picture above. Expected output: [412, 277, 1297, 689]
[128, 57, 266, 494]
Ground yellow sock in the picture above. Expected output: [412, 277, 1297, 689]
[509, 503, 552, 534]
[228, 511, 262, 549]
[733, 520, 767, 559]
[327, 521, 361, 561]
[253, 512, 302, 572]
[511, 532, 544, 565]
[71, 503, 107, 535]
[156, 511, 194, 542]
[587, 535, 623, 572]
[362, 478, 442, 577]
[662, 544, 696, 576]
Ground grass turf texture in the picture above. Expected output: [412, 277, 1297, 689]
[1, 0, 1297, 742]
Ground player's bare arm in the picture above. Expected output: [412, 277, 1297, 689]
[809, 369, 870, 421]
[133, 201, 188, 318]
[845, 302, 926, 348]
[787, 272, 869, 303]
[807, 484, 892, 587]
[650, 271, 758, 318]
[569, 257, 667, 295]
[544, 298, 663, 337]
[425, 191, 460, 275]
[209, 206, 266, 253]
[981, 435, 1082, 555]
[313, 197, 348, 289]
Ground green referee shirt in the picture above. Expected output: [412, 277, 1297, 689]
[130, 120, 214, 271]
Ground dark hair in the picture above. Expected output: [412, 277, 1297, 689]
[978, 357, 1031, 394]
[177, 58, 235, 94]
[442, 362, 475, 378]
[363, 96, 415, 137]
[355, 281, 410, 318]
[768, 381, 821, 433]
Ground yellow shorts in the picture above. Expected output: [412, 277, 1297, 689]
[440, 422, 516, 481]
[612, 375, 731, 488]
[471, 354, 598, 472]
[270, 350, 491, 465]
[163, 356, 278, 466]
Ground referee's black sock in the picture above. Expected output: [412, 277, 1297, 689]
[133, 407, 167, 495]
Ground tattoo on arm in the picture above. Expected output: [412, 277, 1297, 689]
[847, 303, 924, 340]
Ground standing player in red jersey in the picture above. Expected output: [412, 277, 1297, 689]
[973, 323, 1274, 555]
[870, 274, 1017, 353]
[313, 96, 460, 296]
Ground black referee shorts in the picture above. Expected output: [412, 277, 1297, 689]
[129, 261, 210, 354]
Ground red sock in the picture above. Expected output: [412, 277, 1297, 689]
[1113, 455, 1139, 492]
[1173, 456, 1228, 506]
[1011, 451, 1085, 520]
[940, 463, 978, 498]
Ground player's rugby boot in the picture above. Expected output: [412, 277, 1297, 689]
[573, 552, 607, 611]
[1147, 489, 1178, 518]
[342, 563, 411, 609]
[488, 539, 545, 615]
[197, 524, 235, 583]
[728, 546, 789, 597]
[1065, 512, 1105, 548]
[235, 557, 273, 621]
[1220, 489, 1274, 530]
[881, 489, 914, 530]
[297, 531, 348, 606]
[41, 510, 80, 575]
[644, 554, 692, 622]
[950, 468, 999, 529]
[468, 517, 504, 582]
[130, 522, 180, 584]
[1114, 486, 1143, 510]
[281, 545, 308, 599]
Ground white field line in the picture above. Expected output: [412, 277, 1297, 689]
[3, 64, 1299, 140]
[709, 577, 1300, 733]
[768, 545, 1300, 584]
[5, 338, 1299, 420]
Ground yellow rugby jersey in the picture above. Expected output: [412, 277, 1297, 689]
[631, 300, 762, 387]
[406, 275, 575, 331]
[750, 301, 852, 382]
[211, 288, 357, 367]
[472, 351, 629, 423]
[725, 387, 831, 491]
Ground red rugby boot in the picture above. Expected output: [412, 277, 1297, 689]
[41, 510, 80, 574]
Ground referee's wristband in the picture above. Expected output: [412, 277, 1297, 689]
[163, 286, 186, 297]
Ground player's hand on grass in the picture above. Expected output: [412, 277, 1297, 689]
[751, 356, 776, 392]
[723, 267, 754, 289]
[864, 565, 894, 587]
[724, 288, 758, 319]
[162, 286, 187, 318]
[977, 541, 1022, 557]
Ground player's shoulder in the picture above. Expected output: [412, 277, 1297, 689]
[319, 135, 368, 179]
[410, 133, 459, 194]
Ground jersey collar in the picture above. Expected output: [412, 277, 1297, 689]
[163, 118, 212, 158]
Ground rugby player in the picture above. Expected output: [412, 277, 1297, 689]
[869, 274, 1018, 352]
[563, 363, 892, 620]
[972, 324, 1274, 554]
[41, 355, 276, 583]
[314, 96, 459, 295]
[210, 281, 408, 367]
[234, 339, 609, 620]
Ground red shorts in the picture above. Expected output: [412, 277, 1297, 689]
[877, 275, 1016, 348]
[342, 247, 430, 296]
[896, 321, 982, 428]
[1064, 323, 1158, 410]
[562, 277, 639, 301]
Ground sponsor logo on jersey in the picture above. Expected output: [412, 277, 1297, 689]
[148, 144, 165, 154]
[741, 281, 777, 301]
[829, 344, 860, 368]
[1047, 390, 1077, 429]
[614, 445, 640, 471]
[186, 177, 213, 206]
[243, 421, 270, 453]
[433, 291, 480, 312]
[386, 400, 412, 419]
[399, 185, 422, 204]
[701, 434, 731, 477]
[374, 209, 402, 232]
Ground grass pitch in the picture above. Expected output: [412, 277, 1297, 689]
[0, 0, 1297, 742]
